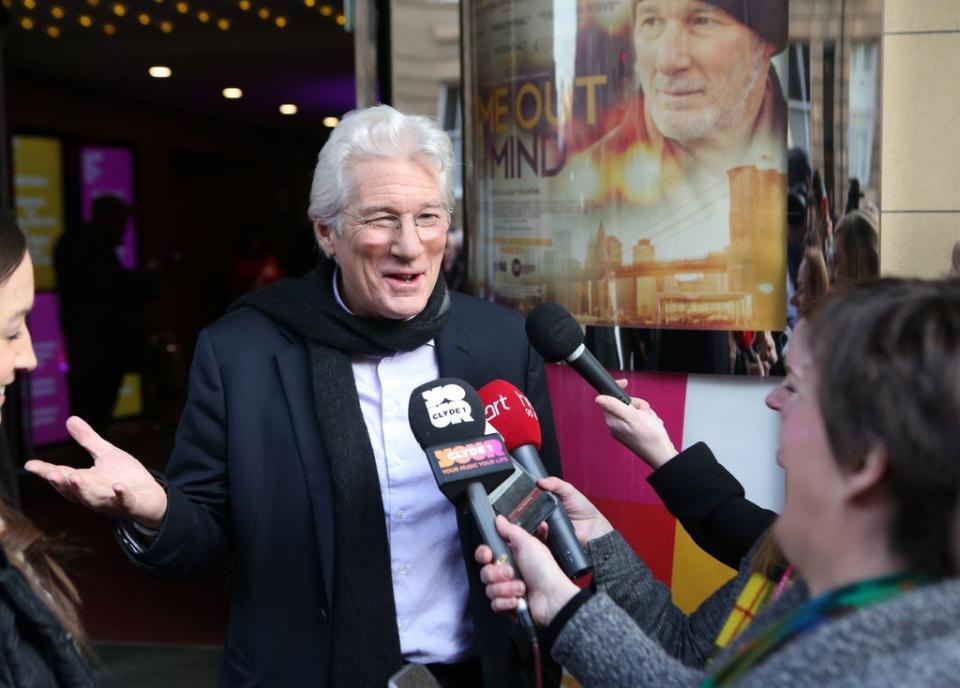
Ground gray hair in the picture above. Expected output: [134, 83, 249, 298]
[307, 105, 455, 236]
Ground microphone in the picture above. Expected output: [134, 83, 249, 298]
[408, 377, 538, 644]
[388, 665, 441, 688]
[525, 302, 631, 404]
[479, 380, 593, 579]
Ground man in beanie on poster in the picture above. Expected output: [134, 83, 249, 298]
[575, 0, 788, 203]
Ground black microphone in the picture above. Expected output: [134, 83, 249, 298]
[525, 302, 631, 404]
[408, 377, 538, 644]
[479, 380, 592, 579]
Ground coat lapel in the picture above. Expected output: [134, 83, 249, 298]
[274, 343, 335, 611]
[436, 303, 478, 384]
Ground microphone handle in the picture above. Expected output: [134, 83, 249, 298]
[567, 344, 632, 404]
[465, 482, 539, 644]
[466, 481, 512, 565]
[510, 445, 593, 578]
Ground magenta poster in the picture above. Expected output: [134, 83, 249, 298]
[79, 145, 137, 270]
[28, 293, 71, 446]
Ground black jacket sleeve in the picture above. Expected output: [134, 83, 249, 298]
[646, 442, 777, 569]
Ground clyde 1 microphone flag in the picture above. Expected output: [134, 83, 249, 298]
[408, 378, 515, 501]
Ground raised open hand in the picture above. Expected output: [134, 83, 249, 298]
[25, 416, 168, 528]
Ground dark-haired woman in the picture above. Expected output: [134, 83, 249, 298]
[0, 214, 93, 687]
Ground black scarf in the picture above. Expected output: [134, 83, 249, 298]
[234, 258, 450, 687]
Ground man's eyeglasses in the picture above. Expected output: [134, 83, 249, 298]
[342, 208, 450, 241]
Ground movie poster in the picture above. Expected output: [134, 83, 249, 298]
[467, 0, 788, 331]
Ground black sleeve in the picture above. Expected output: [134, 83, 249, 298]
[116, 329, 231, 579]
[647, 442, 777, 569]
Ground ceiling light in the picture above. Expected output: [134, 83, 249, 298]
[78, 14, 92, 26]
[274, 16, 286, 28]
[197, 10, 209, 22]
[238, 0, 250, 9]
[149, 65, 172, 78]
[20, 16, 34, 29]
[112, 3, 126, 17]
[159, 19, 173, 32]
[279, 104, 298, 115]
[87, 0, 100, 6]
[51, 6, 65, 18]
[175, 1, 188, 13]
[22, 0, 36, 9]
[320, 4, 332, 16]
[103, 22, 116, 34]
[216, 17, 229, 29]
[138, 13, 151, 24]
[304, 0, 315, 6]
[257, 7, 269, 19]
[222, 87, 243, 99]
[2, 0, 12, 8]
[46, 25, 61, 37]
[335, 13, 345, 26]
[322, 116, 339, 128]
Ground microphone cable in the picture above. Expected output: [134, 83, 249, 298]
[516, 596, 543, 688]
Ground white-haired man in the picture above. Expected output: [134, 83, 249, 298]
[28, 106, 562, 688]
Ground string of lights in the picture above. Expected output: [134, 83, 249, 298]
[1, 0, 347, 38]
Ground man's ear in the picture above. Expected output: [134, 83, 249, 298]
[762, 39, 778, 62]
[842, 445, 888, 503]
[315, 222, 337, 258]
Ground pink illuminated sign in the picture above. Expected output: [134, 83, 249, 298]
[28, 293, 71, 446]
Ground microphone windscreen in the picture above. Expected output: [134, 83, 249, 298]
[408, 377, 487, 448]
[409, 378, 515, 501]
[525, 302, 584, 362]
[478, 380, 542, 452]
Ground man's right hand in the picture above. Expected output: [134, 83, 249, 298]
[25, 416, 168, 529]
[536, 476, 613, 546]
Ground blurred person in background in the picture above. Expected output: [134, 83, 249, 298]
[0, 213, 93, 687]
[844, 177, 863, 215]
[54, 195, 151, 431]
[789, 243, 830, 319]
[478, 278, 960, 687]
[807, 169, 833, 264]
[831, 210, 879, 289]
[442, 225, 464, 292]
[948, 238, 960, 278]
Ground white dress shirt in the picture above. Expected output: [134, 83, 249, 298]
[335, 273, 473, 663]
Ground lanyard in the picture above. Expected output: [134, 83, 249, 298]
[701, 573, 931, 687]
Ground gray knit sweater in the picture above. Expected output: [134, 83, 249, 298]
[584, 530, 756, 667]
[555, 532, 960, 687]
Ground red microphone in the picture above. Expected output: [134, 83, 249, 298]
[483, 381, 542, 449]
[479, 380, 593, 578]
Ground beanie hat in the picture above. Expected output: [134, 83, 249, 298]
[708, 0, 788, 54]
